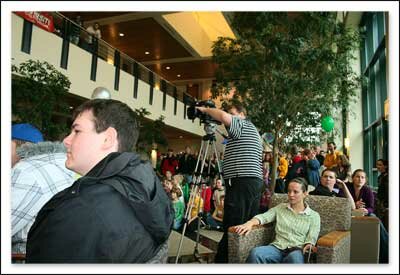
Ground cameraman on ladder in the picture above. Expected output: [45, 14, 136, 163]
[195, 103, 263, 263]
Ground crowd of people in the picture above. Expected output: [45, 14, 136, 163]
[11, 99, 390, 264]
[157, 149, 226, 234]
[260, 143, 389, 263]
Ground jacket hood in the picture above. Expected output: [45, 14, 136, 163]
[82, 152, 174, 244]
[16, 141, 66, 159]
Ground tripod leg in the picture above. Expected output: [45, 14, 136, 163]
[193, 212, 202, 261]
[192, 140, 205, 179]
[193, 140, 214, 262]
[213, 142, 224, 184]
[174, 139, 211, 264]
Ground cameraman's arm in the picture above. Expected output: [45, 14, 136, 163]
[196, 107, 232, 126]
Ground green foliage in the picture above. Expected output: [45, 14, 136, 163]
[12, 60, 71, 140]
[135, 107, 168, 153]
[212, 12, 362, 191]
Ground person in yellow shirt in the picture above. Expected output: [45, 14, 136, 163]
[323, 142, 342, 169]
[278, 152, 289, 179]
[275, 152, 289, 193]
[187, 187, 204, 232]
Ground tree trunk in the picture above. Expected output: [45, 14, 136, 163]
[269, 130, 279, 195]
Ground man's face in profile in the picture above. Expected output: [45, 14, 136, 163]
[63, 110, 106, 176]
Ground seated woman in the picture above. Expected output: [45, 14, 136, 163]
[347, 169, 375, 216]
[234, 177, 320, 264]
[347, 169, 388, 263]
[206, 195, 224, 231]
[161, 178, 173, 198]
[172, 174, 185, 204]
[187, 187, 204, 233]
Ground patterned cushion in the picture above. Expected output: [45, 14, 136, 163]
[228, 194, 352, 263]
[271, 193, 352, 236]
[228, 224, 275, 263]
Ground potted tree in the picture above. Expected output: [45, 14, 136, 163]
[212, 12, 362, 192]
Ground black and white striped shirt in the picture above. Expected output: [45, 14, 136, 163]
[223, 116, 263, 180]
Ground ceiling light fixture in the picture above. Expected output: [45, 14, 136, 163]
[177, 74, 181, 77]
[166, 66, 171, 70]
[145, 51, 150, 55]
[119, 33, 124, 37]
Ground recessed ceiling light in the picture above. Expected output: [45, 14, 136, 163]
[145, 51, 150, 55]
[166, 66, 171, 70]
[177, 74, 181, 77]
[119, 33, 124, 37]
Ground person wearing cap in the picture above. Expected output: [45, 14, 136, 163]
[11, 123, 75, 256]
[11, 123, 44, 167]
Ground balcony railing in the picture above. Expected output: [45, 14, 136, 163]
[50, 11, 195, 104]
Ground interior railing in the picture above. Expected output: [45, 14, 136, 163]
[51, 12, 195, 105]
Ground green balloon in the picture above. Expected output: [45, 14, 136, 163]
[321, 116, 334, 132]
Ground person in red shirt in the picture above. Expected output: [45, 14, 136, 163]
[161, 149, 179, 176]
[201, 181, 212, 214]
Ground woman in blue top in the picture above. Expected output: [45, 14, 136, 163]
[234, 177, 320, 264]
[303, 149, 320, 188]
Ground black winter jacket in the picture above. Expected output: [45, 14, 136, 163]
[26, 152, 174, 263]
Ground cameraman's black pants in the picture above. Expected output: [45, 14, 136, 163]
[214, 177, 263, 263]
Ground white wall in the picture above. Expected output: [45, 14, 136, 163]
[346, 12, 364, 170]
[11, 13, 204, 137]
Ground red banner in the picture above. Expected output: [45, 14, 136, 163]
[15, 12, 55, 33]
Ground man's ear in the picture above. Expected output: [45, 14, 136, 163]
[102, 127, 119, 151]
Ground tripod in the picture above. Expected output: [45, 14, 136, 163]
[175, 123, 224, 263]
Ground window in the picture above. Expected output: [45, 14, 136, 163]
[360, 12, 388, 190]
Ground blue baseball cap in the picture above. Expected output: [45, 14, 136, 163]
[12, 123, 44, 143]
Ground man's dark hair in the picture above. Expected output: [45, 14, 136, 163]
[328, 141, 336, 149]
[72, 99, 139, 152]
[290, 145, 298, 155]
[303, 148, 311, 156]
[226, 103, 247, 116]
[377, 159, 388, 172]
[321, 168, 337, 178]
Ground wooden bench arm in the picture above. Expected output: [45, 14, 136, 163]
[317, 231, 350, 248]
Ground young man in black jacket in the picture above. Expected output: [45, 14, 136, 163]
[26, 99, 174, 263]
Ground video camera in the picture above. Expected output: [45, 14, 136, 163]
[186, 99, 221, 125]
